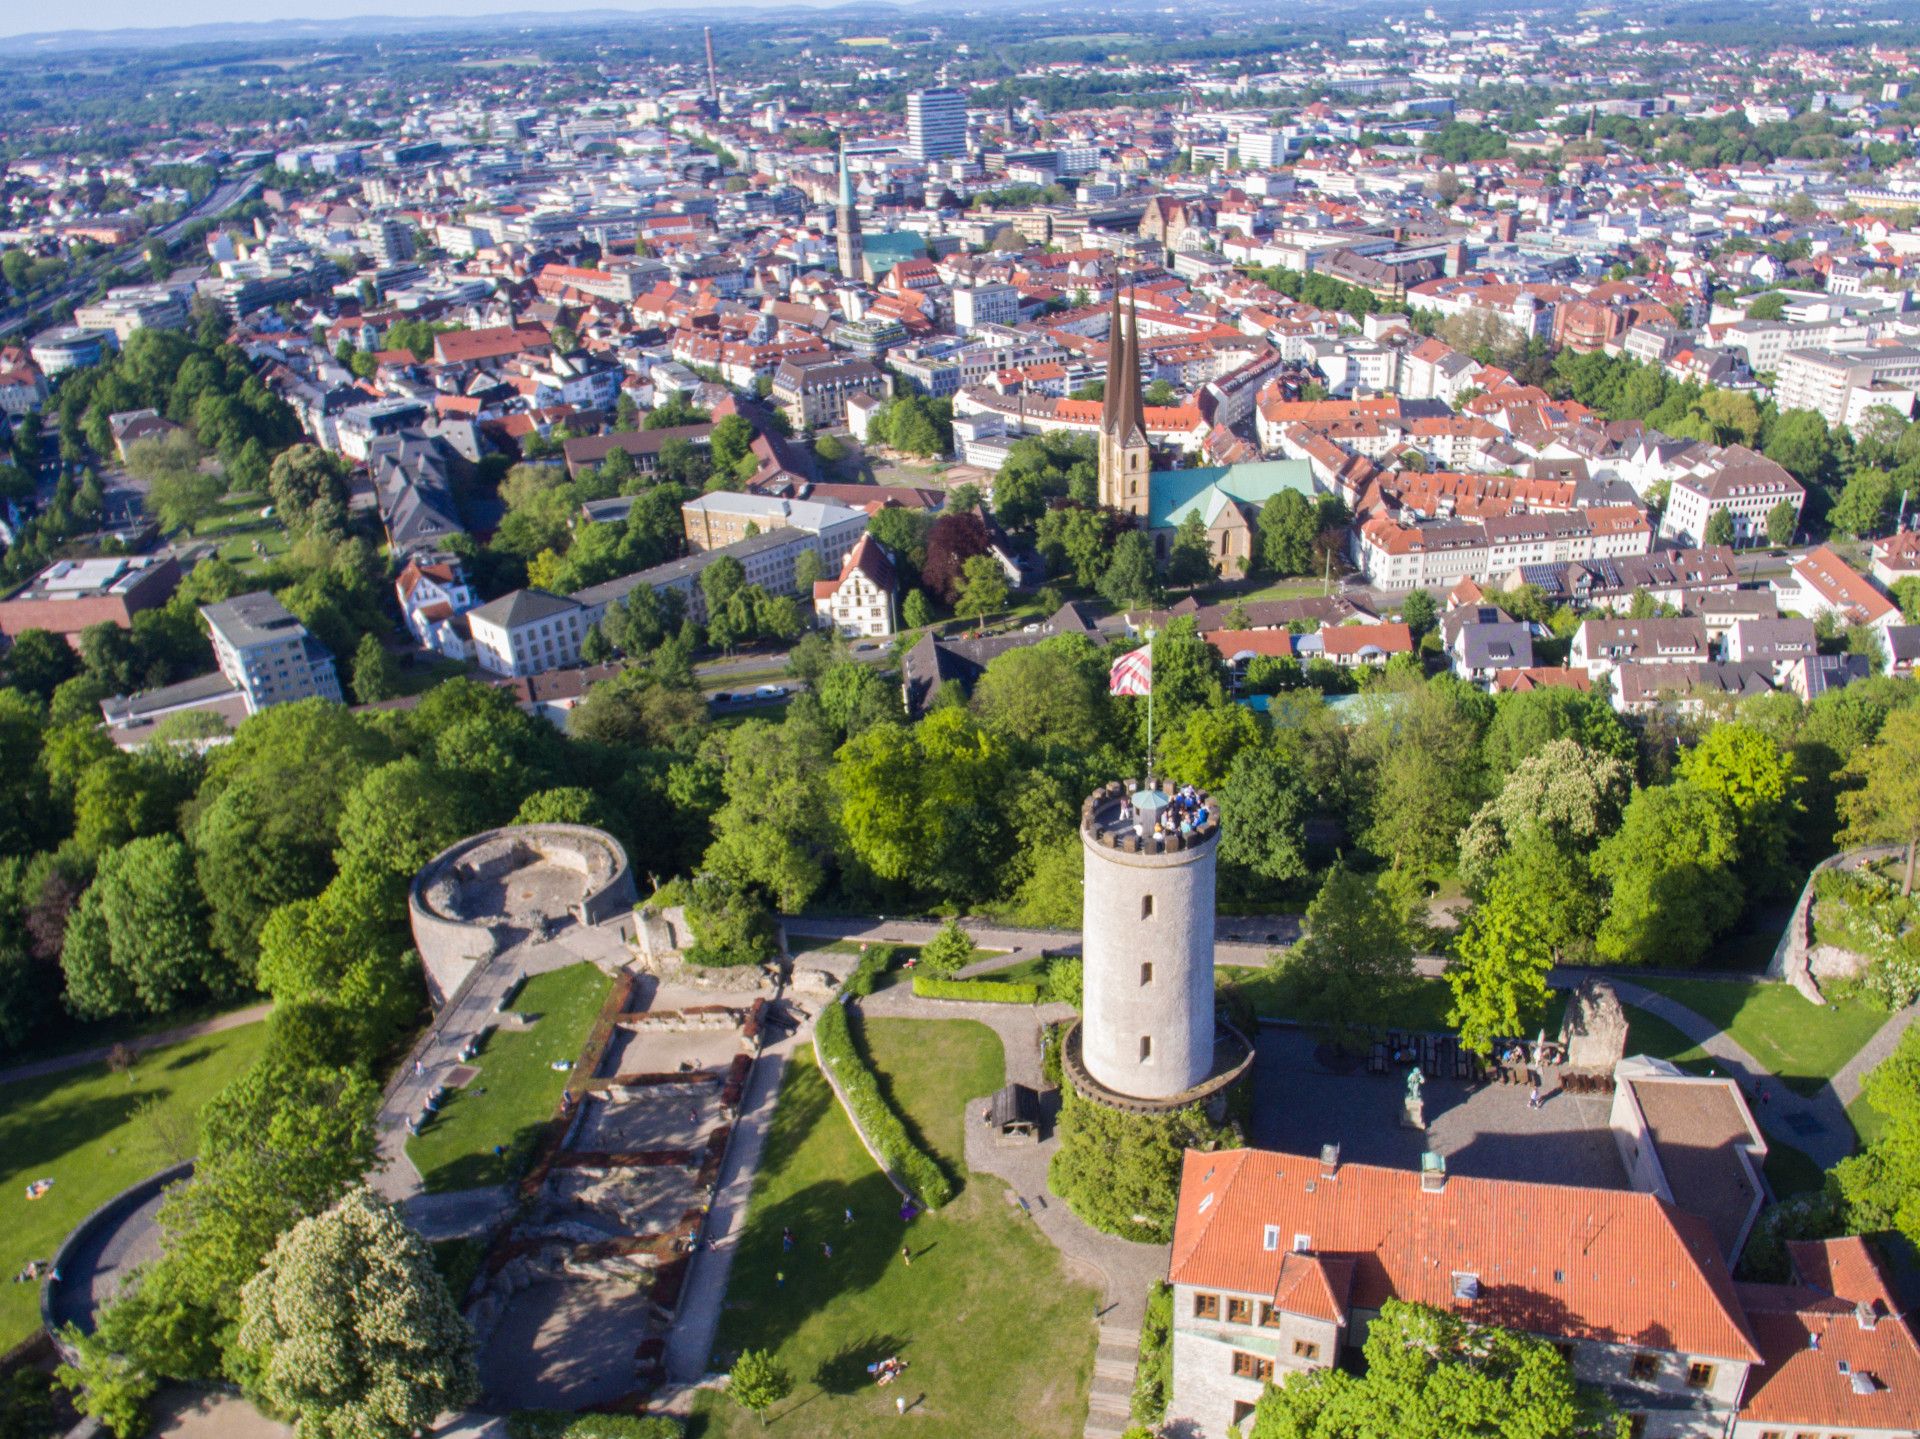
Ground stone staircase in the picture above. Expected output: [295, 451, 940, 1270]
[1085, 1321, 1140, 1439]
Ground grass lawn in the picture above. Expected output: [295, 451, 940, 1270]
[1634, 978, 1886, 1097]
[1202, 577, 1329, 606]
[406, 963, 612, 1193]
[393, 655, 469, 698]
[1217, 966, 1567, 1037]
[190, 497, 290, 577]
[688, 1019, 1098, 1439]
[1621, 1005, 1712, 1071]
[0, 1018, 271, 1350]
[0, 998, 263, 1071]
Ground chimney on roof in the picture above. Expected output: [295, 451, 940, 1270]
[1420, 1150, 1447, 1193]
[1319, 1143, 1340, 1179]
[1858, 1300, 1882, 1331]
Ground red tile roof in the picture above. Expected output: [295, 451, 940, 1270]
[1170, 1149, 1761, 1363]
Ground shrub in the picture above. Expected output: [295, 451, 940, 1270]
[1131, 1281, 1173, 1425]
[1812, 862, 1920, 1009]
[508, 1413, 683, 1439]
[918, 919, 978, 978]
[1041, 1022, 1065, 1088]
[911, 975, 1040, 1004]
[843, 943, 903, 998]
[1043, 954, 1083, 1007]
[815, 1000, 955, 1208]
[1049, 1085, 1235, 1241]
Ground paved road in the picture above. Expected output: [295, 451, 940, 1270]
[0, 1003, 272, 1087]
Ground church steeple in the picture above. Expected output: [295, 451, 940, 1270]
[1098, 275, 1151, 518]
[836, 138, 864, 282]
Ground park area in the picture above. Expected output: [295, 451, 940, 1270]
[405, 963, 613, 1193]
[185, 496, 290, 577]
[690, 1018, 1098, 1439]
[0, 1017, 270, 1349]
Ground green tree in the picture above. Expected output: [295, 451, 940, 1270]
[1764, 408, 1832, 485]
[1767, 497, 1799, 546]
[1285, 865, 1416, 1044]
[1593, 783, 1743, 966]
[1448, 846, 1560, 1054]
[972, 638, 1111, 752]
[1050, 1087, 1233, 1241]
[1703, 508, 1736, 549]
[349, 634, 400, 705]
[1457, 738, 1631, 896]
[954, 552, 1010, 623]
[234, 1188, 478, 1439]
[1829, 466, 1896, 539]
[918, 918, 977, 978]
[1400, 589, 1438, 640]
[1839, 706, 1920, 894]
[728, 1350, 792, 1428]
[1097, 530, 1159, 609]
[1834, 1026, 1920, 1251]
[902, 588, 935, 629]
[1675, 721, 1800, 890]
[1216, 745, 1311, 885]
[54, 1329, 157, 1439]
[267, 446, 351, 539]
[4, 627, 79, 700]
[1259, 489, 1317, 575]
[1250, 1298, 1621, 1439]
[61, 836, 219, 1019]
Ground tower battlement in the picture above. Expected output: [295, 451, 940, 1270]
[1080, 778, 1220, 857]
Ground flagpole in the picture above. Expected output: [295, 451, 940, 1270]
[1145, 624, 1156, 782]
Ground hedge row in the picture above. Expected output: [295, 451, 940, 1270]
[815, 999, 955, 1208]
[911, 975, 1042, 1004]
[507, 1411, 683, 1439]
[844, 943, 903, 998]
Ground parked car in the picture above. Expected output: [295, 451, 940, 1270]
[754, 684, 788, 699]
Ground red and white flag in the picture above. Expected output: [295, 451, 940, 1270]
[1109, 646, 1153, 696]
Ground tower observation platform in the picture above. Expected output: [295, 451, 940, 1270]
[1066, 779, 1253, 1114]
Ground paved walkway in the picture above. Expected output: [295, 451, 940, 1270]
[0, 1003, 272, 1086]
[663, 1021, 805, 1384]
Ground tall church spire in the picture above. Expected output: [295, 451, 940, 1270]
[1097, 271, 1151, 518]
[835, 137, 864, 282]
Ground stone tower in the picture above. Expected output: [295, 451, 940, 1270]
[1097, 284, 1151, 519]
[1075, 782, 1219, 1102]
[835, 140, 865, 283]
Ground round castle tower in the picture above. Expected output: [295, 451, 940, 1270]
[1074, 779, 1222, 1103]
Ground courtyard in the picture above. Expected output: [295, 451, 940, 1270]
[1247, 1026, 1629, 1191]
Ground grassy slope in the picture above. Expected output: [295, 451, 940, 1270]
[405, 962, 612, 1193]
[1634, 978, 1884, 1097]
[0, 1019, 271, 1349]
[689, 1019, 1098, 1439]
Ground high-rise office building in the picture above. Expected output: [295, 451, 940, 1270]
[906, 87, 967, 161]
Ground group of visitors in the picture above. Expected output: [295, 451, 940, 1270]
[1116, 784, 1212, 841]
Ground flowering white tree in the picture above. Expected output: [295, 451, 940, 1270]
[236, 1187, 477, 1439]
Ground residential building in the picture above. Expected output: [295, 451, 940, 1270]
[954, 283, 1022, 332]
[813, 534, 896, 638]
[1570, 616, 1712, 681]
[1354, 507, 1652, 591]
[29, 326, 111, 377]
[1774, 346, 1920, 430]
[906, 87, 968, 161]
[201, 592, 342, 714]
[1773, 545, 1900, 632]
[395, 554, 476, 660]
[771, 355, 889, 429]
[1657, 446, 1804, 549]
[368, 431, 467, 557]
[0, 555, 180, 643]
[467, 587, 586, 678]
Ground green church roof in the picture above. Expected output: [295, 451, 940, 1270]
[1147, 459, 1316, 530]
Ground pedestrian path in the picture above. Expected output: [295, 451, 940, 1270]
[1831, 1001, 1920, 1108]
[0, 1003, 272, 1087]
[663, 1025, 803, 1383]
[1085, 1322, 1140, 1439]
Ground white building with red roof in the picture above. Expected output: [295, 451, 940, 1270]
[812, 534, 896, 638]
[1775, 545, 1900, 633]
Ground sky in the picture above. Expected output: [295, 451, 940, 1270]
[0, 0, 794, 41]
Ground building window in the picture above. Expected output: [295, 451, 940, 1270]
[1629, 1353, 1658, 1381]
[1292, 1340, 1320, 1361]
[1141, 894, 1154, 919]
[1193, 1293, 1219, 1320]
[1685, 1363, 1714, 1390]
[1140, 1035, 1152, 1062]
[1231, 1352, 1274, 1382]
[1259, 1302, 1281, 1327]
[1141, 962, 1153, 986]
[1226, 1297, 1252, 1325]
